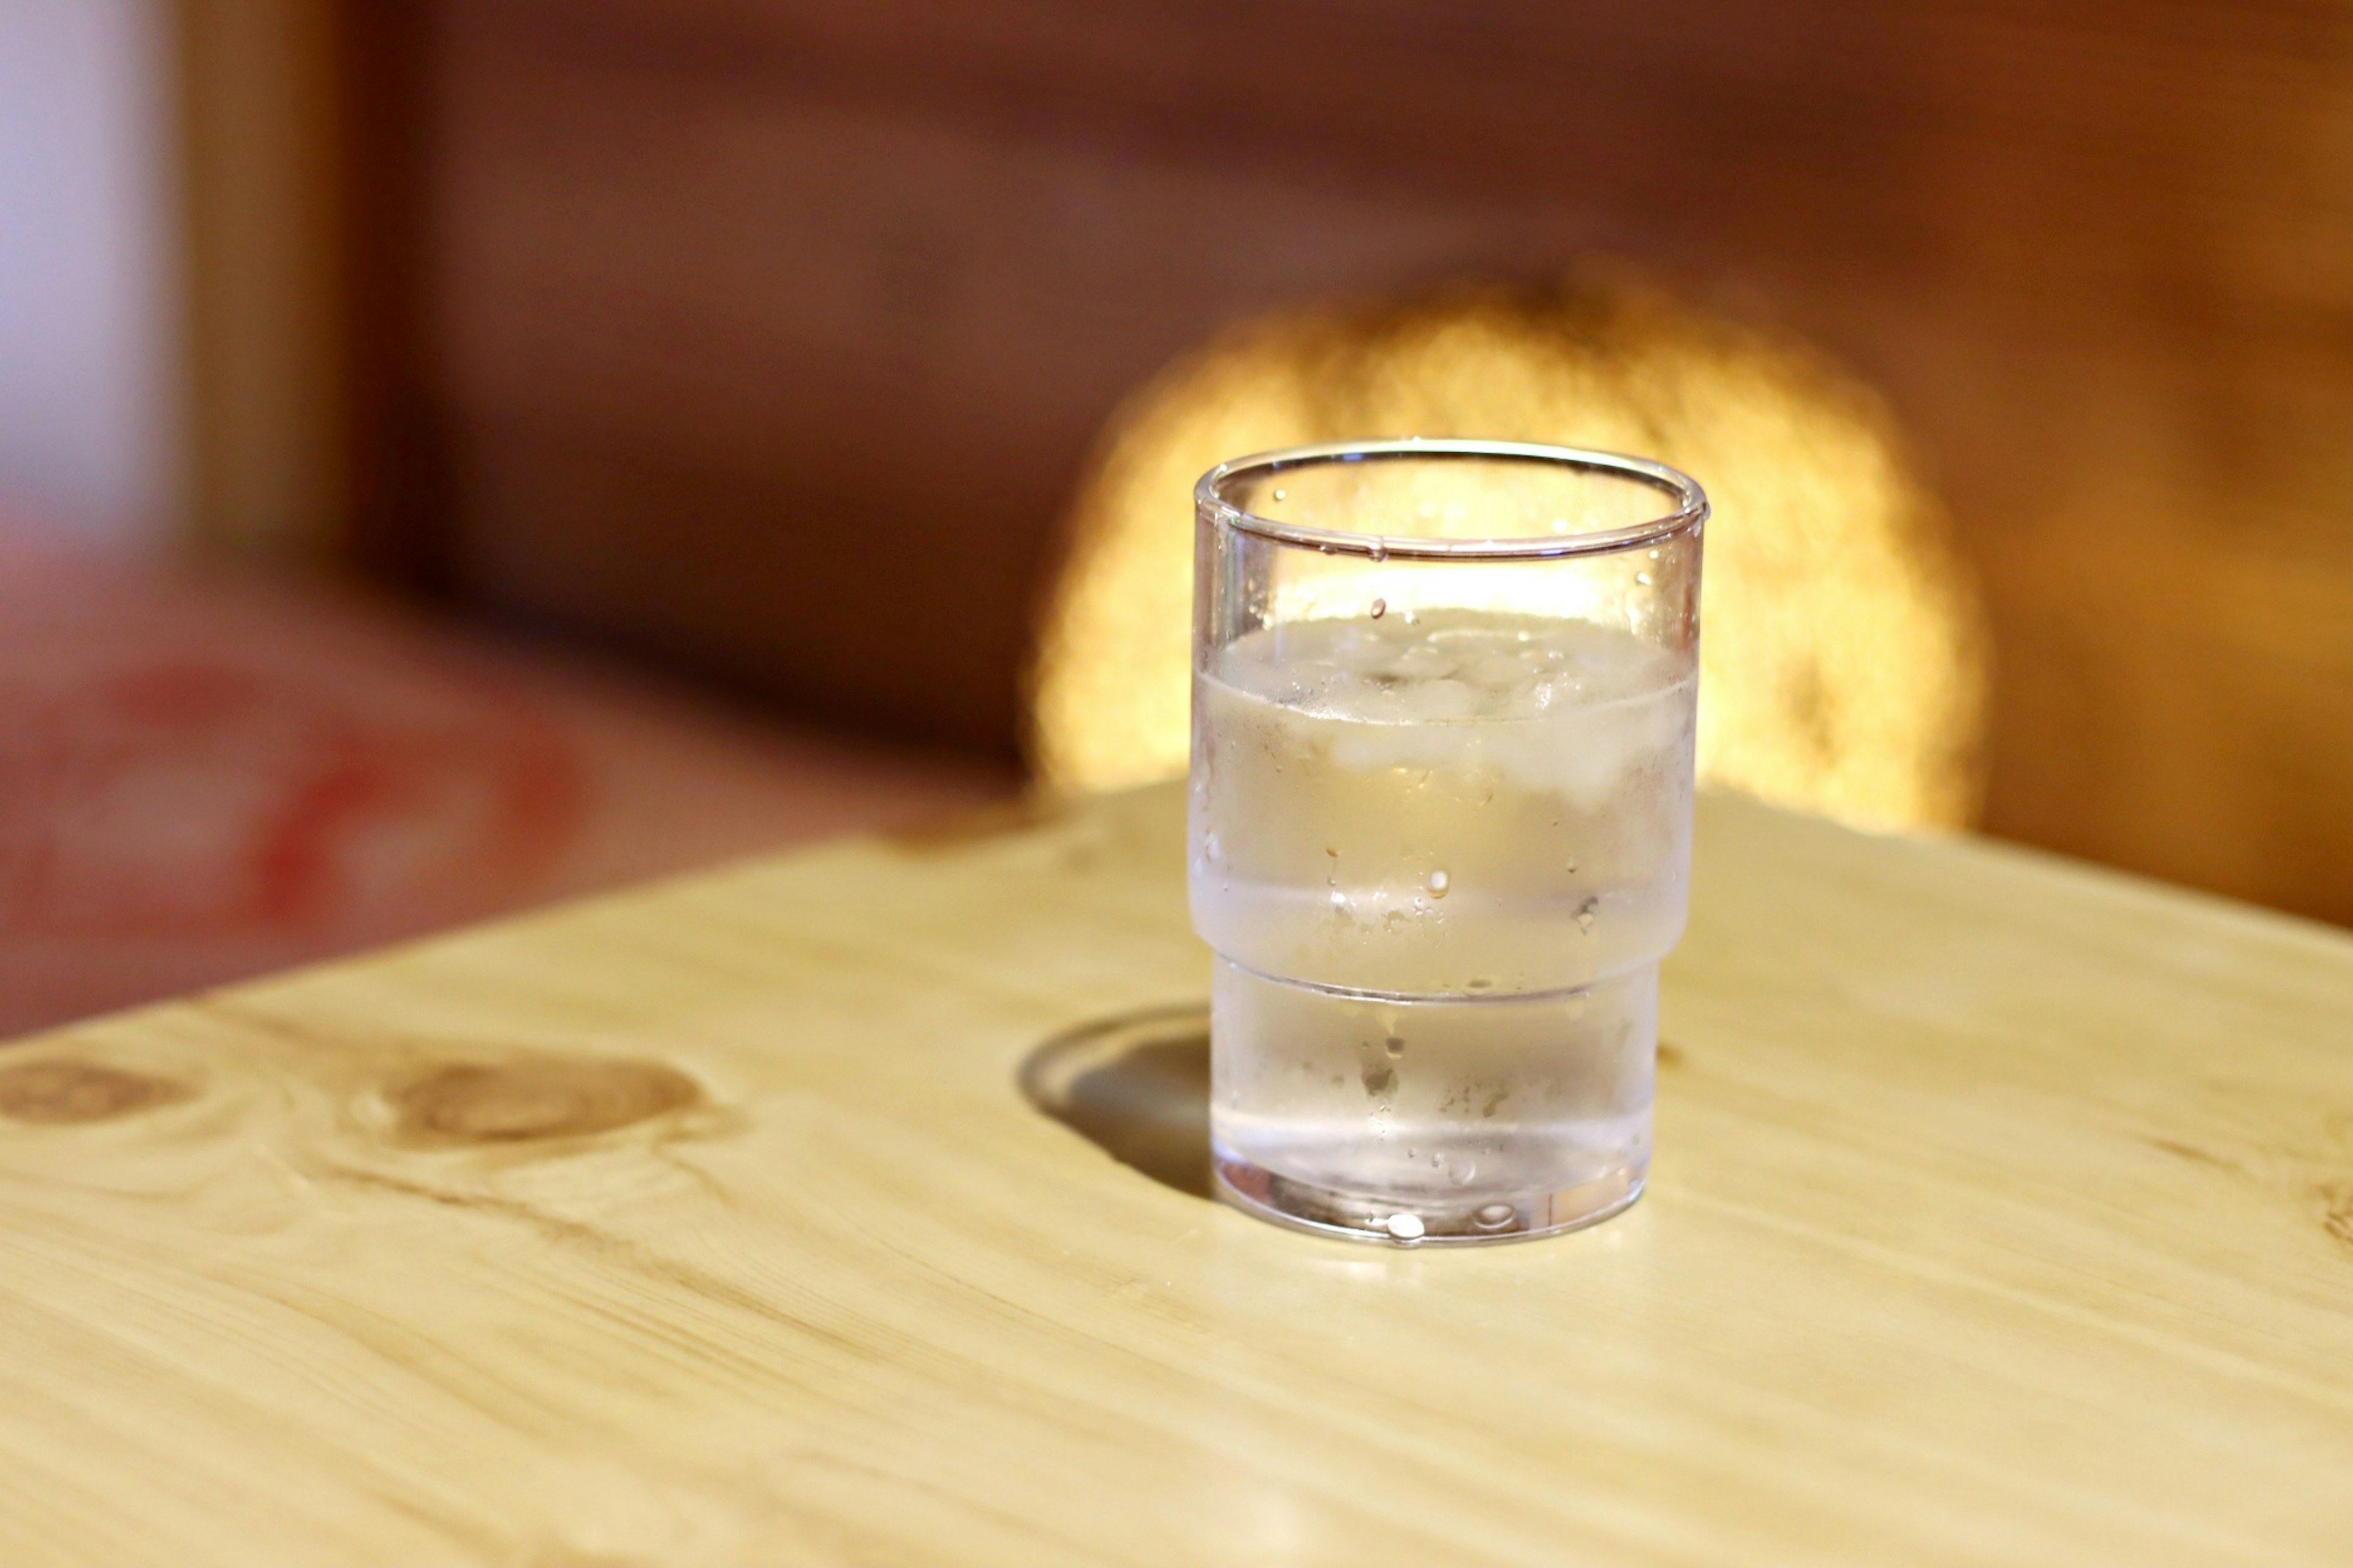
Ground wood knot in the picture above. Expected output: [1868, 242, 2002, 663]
[388, 1058, 700, 1148]
[0, 1060, 189, 1124]
[2320, 1184, 2353, 1255]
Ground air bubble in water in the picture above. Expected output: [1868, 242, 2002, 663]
[1370, 597, 1387, 619]
[1427, 869, 1450, 898]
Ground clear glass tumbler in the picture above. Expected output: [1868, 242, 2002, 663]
[1189, 439, 1706, 1245]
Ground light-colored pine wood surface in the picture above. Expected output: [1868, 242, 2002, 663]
[2, 784, 2349, 1566]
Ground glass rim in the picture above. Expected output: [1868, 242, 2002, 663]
[1195, 437, 1708, 561]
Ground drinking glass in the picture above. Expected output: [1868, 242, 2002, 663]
[1189, 439, 1706, 1244]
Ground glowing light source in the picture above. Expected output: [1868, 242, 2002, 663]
[1027, 277, 1989, 831]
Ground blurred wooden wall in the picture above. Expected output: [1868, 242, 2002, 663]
[352, 0, 2353, 924]
[173, 0, 350, 565]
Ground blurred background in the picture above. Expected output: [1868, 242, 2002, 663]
[4, 0, 2350, 1036]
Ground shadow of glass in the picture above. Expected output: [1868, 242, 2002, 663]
[1020, 1003, 1211, 1200]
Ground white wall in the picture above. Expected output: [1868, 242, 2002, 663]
[0, 0, 174, 548]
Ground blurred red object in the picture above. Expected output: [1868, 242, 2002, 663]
[0, 522, 1007, 1038]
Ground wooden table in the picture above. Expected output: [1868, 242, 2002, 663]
[4, 784, 2349, 1565]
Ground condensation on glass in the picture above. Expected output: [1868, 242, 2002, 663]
[1190, 439, 1706, 1245]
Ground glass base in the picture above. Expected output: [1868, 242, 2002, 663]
[1207, 956, 1655, 1246]
[1213, 1148, 1643, 1246]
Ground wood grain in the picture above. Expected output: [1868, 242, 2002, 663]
[390, 0, 2353, 923]
[3, 785, 2349, 1564]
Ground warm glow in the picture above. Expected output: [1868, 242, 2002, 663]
[1028, 277, 1990, 831]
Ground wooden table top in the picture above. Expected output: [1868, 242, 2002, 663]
[4, 784, 2350, 1566]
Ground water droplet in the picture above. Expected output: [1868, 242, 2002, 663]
[1202, 832, 1221, 863]
[1385, 1212, 1425, 1241]
[1384, 1036, 1406, 1058]
[1473, 1203, 1516, 1230]
[1466, 978, 1493, 991]
[1635, 571, 1653, 586]
[1647, 548, 1661, 560]
[1400, 609, 1419, 625]
[1362, 1062, 1395, 1096]
[1369, 543, 1387, 562]
[1576, 895, 1600, 933]
[1427, 869, 1450, 899]
[1564, 858, 1577, 874]
[1271, 488, 1287, 502]
[1325, 845, 1338, 857]
[1370, 596, 1387, 619]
